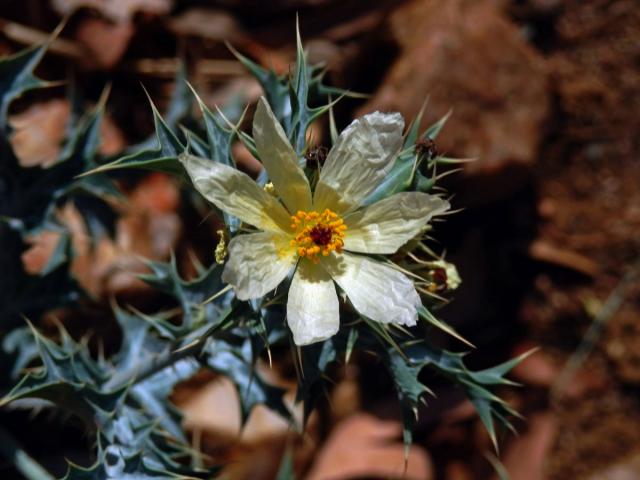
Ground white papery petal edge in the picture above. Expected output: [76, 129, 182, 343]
[313, 111, 404, 214]
[343, 192, 450, 254]
[287, 259, 340, 346]
[253, 97, 312, 213]
[180, 154, 291, 233]
[323, 252, 420, 326]
[222, 232, 295, 300]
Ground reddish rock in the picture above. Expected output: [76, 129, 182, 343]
[357, 0, 549, 185]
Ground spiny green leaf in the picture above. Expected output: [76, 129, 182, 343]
[164, 61, 192, 131]
[204, 339, 291, 425]
[468, 348, 537, 386]
[295, 339, 337, 425]
[1, 324, 125, 419]
[188, 84, 235, 167]
[230, 26, 350, 158]
[61, 448, 195, 480]
[275, 447, 295, 480]
[423, 110, 451, 141]
[386, 348, 432, 455]
[2, 327, 39, 378]
[40, 229, 71, 276]
[3, 94, 117, 236]
[418, 306, 474, 348]
[85, 95, 186, 176]
[485, 452, 511, 480]
[226, 42, 289, 123]
[186, 85, 242, 230]
[138, 256, 225, 333]
[403, 341, 521, 451]
[3, 317, 216, 478]
[0, 45, 48, 131]
[345, 328, 359, 364]
[288, 21, 311, 153]
[128, 358, 199, 442]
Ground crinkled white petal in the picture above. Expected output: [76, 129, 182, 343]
[343, 193, 450, 254]
[253, 97, 312, 213]
[222, 232, 295, 300]
[323, 252, 420, 326]
[287, 259, 340, 346]
[180, 154, 291, 233]
[313, 112, 404, 214]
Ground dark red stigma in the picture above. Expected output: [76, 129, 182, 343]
[431, 268, 448, 285]
[309, 225, 333, 246]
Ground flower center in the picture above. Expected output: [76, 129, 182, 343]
[290, 209, 347, 262]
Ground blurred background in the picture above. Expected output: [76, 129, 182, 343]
[1, 0, 639, 478]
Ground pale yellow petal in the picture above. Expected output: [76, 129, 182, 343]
[343, 193, 450, 254]
[323, 253, 419, 326]
[253, 97, 312, 212]
[313, 112, 404, 214]
[287, 259, 339, 346]
[222, 232, 295, 300]
[180, 154, 291, 233]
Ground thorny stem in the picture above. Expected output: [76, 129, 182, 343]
[551, 256, 640, 402]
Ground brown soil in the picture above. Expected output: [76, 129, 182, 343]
[517, 0, 640, 477]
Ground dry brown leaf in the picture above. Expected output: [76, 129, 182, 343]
[497, 413, 556, 480]
[21, 231, 61, 274]
[181, 376, 243, 441]
[529, 239, 600, 277]
[10, 99, 125, 167]
[52, 0, 172, 23]
[307, 413, 433, 480]
[129, 172, 180, 214]
[75, 18, 134, 69]
[179, 363, 300, 445]
[168, 8, 241, 41]
[10, 99, 68, 167]
[59, 174, 180, 297]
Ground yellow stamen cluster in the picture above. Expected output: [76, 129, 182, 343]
[289, 209, 347, 262]
[214, 229, 228, 264]
[263, 182, 276, 196]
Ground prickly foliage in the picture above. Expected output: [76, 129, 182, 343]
[0, 44, 119, 334]
[1, 29, 527, 479]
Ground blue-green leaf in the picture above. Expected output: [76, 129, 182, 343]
[0, 45, 48, 131]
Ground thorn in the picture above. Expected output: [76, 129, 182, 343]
[203, 284, 232, 305]
[95, 82, 112, 111]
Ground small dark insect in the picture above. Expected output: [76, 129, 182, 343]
[415, 138, 439, 160]
[305, 145, 329, 166]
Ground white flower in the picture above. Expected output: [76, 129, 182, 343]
[180, 97, 449, 345]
